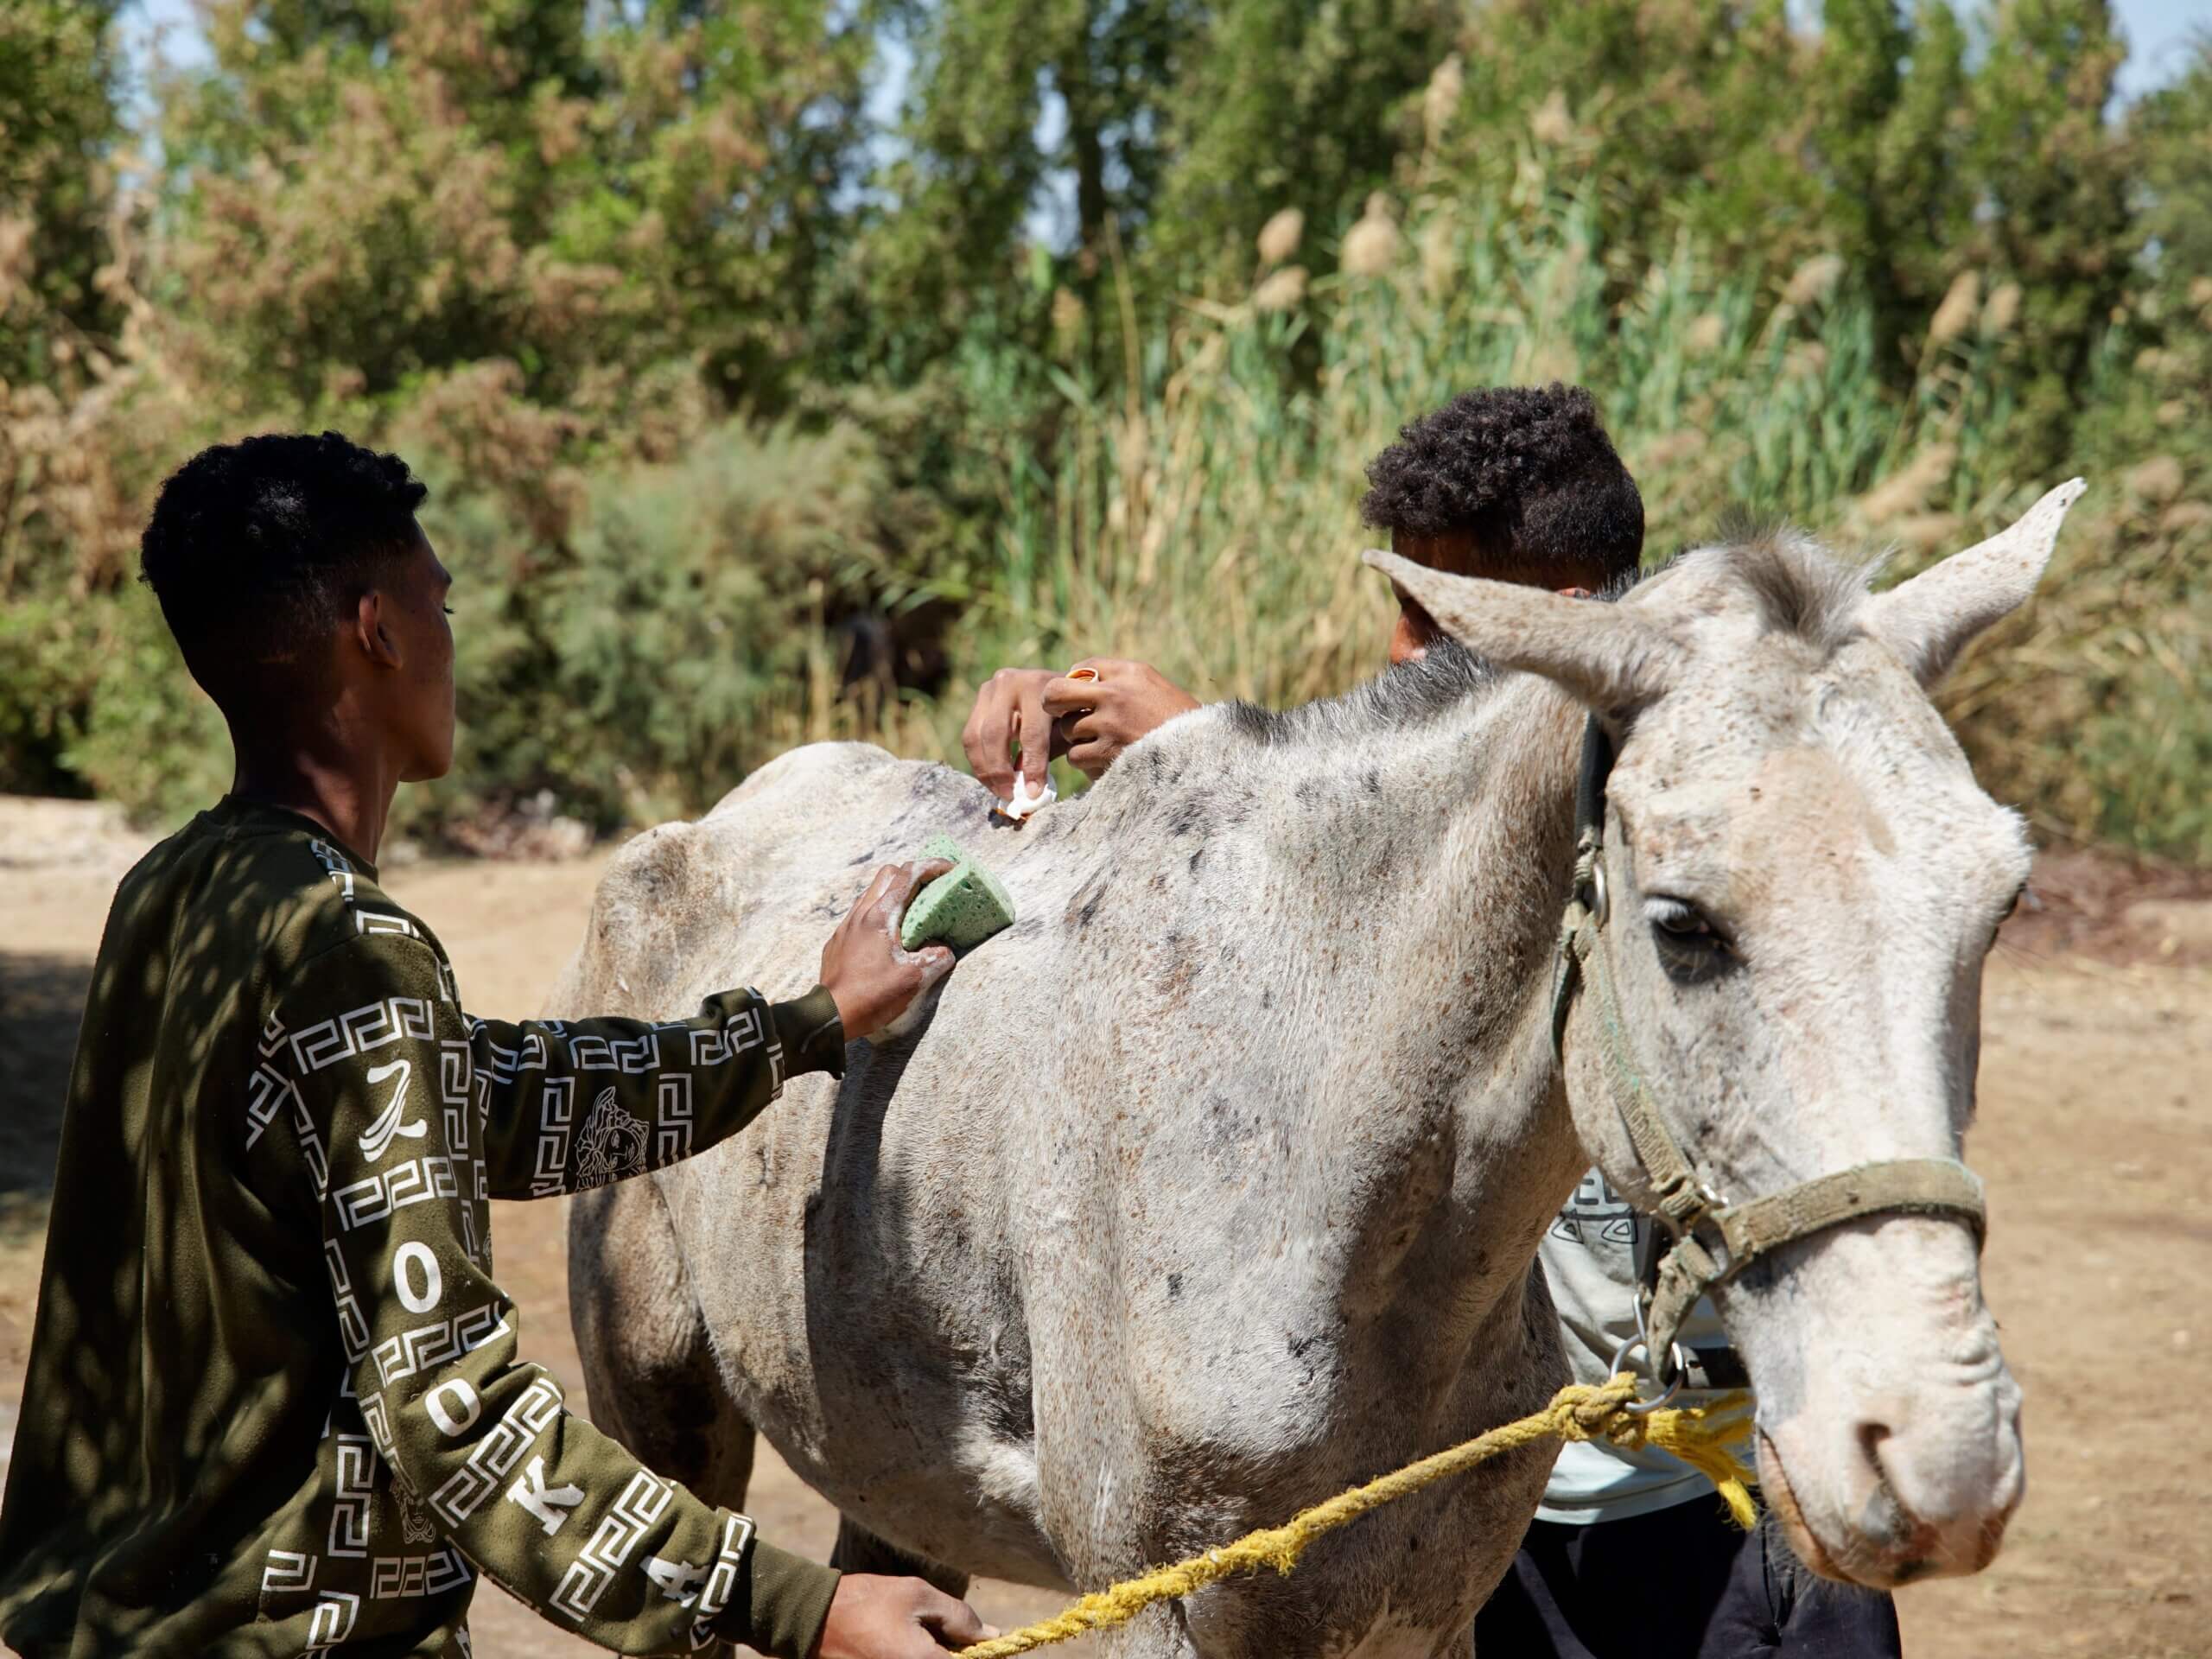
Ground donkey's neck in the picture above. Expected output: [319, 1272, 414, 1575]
[1060, 664, 1592, 1350]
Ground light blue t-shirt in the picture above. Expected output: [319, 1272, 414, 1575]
[1535, 1168, 1753, 1525]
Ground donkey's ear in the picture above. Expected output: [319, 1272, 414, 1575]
[1363, 551, 1680, 715]
[1861, 479, 2085, 688]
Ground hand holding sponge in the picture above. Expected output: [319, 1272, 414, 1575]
[900, 834, 1017, 953]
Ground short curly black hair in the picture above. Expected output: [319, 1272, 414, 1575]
[1360, 385, 1643, 583]
[140, 431, 428, 708]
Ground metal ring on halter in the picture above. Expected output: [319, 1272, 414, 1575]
[1608, 1333, 1685, 1415]
[1586, 858, 1609, 928]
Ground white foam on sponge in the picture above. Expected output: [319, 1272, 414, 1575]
[995, 773, 1058, 822]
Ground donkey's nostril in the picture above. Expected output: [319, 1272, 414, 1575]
[1857, 1419, 1893, 1471]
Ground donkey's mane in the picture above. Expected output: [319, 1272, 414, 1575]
[1217, 634, 1500, 748]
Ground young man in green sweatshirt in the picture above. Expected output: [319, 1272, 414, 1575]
[0, 432, 989, 1659]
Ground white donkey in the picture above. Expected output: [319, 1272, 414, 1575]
[558, 483, 2082, 1656]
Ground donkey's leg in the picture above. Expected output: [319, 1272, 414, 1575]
[828, 1516, 971, 1599]
[569, 1174, 758, 1506]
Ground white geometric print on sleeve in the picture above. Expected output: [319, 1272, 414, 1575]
[245, 1062, 305, 1151]
[563, 1027, 664, 1074]
[430, 1372, 563, 1527]
[369, 1299, 511, 1389]
[323, 1238, 372, 1363]
[359, 1058, 427, 1161]
[329, 1434, 377, 1558]
[531, 1077, 576, 1197]
[479, 1030, 521, 1084]
[550, 1471, 674, 1620]
[262, 1548, 317, 1596]
[686, 1512, 757, 1650]
[331, 1153, 460, 1230]
[306, 1590, 361, 1649]
[292, 1088, 331, 1198]
[437, 1042, 473, 1152]
[689, 1004, 766, 1067]
[359, 1390, 395, 1464]
[371, 1546, 471, 1599]
[575, 1087, 649, 1190]
[289, 996, 436, 1074]
[656, 1074, 694, 1164]
[506, 1455, 587, 1536]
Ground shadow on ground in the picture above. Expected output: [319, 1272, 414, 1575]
[0, 952, 87, 1236]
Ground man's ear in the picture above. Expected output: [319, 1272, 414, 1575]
[1363, 550, 1681, 715]
[355, 591, 403, 670]
[1861, 478, 2085, 687]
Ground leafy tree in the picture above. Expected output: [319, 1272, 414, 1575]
[834, 0, 1194, 379]
[1148, 0, 1454, 289]
[159, 0, 870, 421]
[0, 0, 124, 386]
[1957, 0, 2134, 466]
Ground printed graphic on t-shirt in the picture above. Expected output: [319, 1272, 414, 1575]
[1549, 1167, 1637, 1249]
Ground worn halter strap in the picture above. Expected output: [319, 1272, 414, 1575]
[1548, 717, 1986, 1378]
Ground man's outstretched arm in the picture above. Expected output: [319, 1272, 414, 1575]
[443, 861, 951, 1201]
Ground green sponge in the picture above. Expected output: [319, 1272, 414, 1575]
[901, 835, 1017, 952]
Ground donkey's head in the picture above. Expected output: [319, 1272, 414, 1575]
[1369, 480, 2083, 1589]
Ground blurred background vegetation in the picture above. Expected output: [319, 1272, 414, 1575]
[1, 0, 2206, 860]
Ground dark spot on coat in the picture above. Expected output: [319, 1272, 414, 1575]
[1166, 799, 1204, 838]
[1065, 874, 1109, 930]
[1166, 1272, 1183, 1300]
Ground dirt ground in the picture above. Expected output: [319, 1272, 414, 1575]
[1, 796, 2205, 1658]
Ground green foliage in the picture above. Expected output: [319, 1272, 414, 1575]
[66, 595, 231, 823]
[0, 0, 124, 386]
[923, 188, 2212, 862]
[0, 2, 2205, 867]
[161, 0, 869, 416]
[1148, 0, 1454, 288]
[396, 417, 955, 834]
[0, 594, 97, 797]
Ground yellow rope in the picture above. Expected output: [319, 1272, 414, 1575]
[957, 1375, 1757, 1659]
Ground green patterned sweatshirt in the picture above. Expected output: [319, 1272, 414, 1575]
[0, 798, 848, 1657]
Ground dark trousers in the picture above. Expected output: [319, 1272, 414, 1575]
[1473, 1502, 1903, 1658]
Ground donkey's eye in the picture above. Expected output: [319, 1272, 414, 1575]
[1648, 898, 1734, 982]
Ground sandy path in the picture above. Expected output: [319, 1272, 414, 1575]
[1, 799, 2204, 1658]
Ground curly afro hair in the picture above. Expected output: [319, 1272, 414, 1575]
[1360, 385, 1643, 583]
[140, 430, 428, 708]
